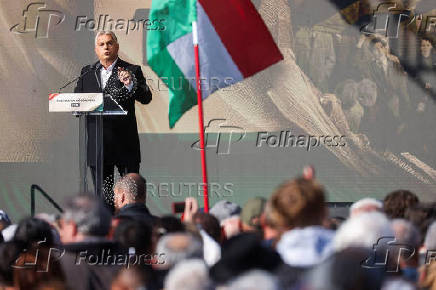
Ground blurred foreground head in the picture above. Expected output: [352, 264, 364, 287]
[266, 177, 326, 231]
[350, 198, 383, 218]
[155, 232, 203, 270]
[301, 247, 385, 290]
[60, 194, 111, 243]
[165, 259, 210, 290]
[333, 212, 393, 251]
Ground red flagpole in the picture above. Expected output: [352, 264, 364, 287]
[192, 21, 209, 212]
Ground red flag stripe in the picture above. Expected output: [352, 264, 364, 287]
[49, 93, 59, 100]
[198, 0, 283, 78]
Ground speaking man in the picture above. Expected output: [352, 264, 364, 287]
[74, 31, 152, 206]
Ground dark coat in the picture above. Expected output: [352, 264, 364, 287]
[115, 203, 157, 225]
[74, 58, 152, 166]
[60, 240, 122, 290]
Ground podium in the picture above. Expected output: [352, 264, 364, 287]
[49, 92, 127, 197]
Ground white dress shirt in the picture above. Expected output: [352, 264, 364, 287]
[100, 58, 133, 91]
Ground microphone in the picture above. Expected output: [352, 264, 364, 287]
[58, 62, 101, 92]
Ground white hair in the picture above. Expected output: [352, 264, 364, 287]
[350, 198, 383, 217]
[156, 233, 203, 270]
[95, 30, 118, 45]
[425, 221, 436, 250]
[333, 212, 393, 251]
[228, 270, 280, 290]
[164, 259, 210, 290]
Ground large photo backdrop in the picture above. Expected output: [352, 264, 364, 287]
[0, 0, 435, 220]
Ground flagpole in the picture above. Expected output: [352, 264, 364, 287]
[192, 21, 209, 212]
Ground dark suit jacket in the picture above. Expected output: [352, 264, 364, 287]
[74, 58, 152, 166]
[115, 203, 157, 225]
[60, 240, 122, 290]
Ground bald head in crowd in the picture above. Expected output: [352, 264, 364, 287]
[114, 173, 147, 211]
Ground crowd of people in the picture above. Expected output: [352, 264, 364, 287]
[0, 171, 435, 290]
[291, 0, 435, 162]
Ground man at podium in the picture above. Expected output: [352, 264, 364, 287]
[74, 30, 152, 206]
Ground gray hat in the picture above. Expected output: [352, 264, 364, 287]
[210, 200, 241, 223]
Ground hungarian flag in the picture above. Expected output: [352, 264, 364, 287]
[147, 0, 283, 128]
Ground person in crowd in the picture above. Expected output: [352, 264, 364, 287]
[419, 221, 436, 290]
[267, 178, 334, 267]
[0, 210, 11, 232]
[333, 212, 393, 251]
[154, 232, 203, 271]
[228, 270, 281, 290]
[405, 202, 436, 245]
[240, 197, 266, 234]
[418, 36, 435, 88]
[111, 266, 153, 290]
[113, 173, 156, 224]
[323, 215, 346, 231]
[164, 259, 211, 290]
[334, 79, 364, 133]
[12, 245, 66, 290]
[113, 218, 153, 257]
[210, 233, 282, 287]
[0, 241, 25, 288]
[300, 247, 385, 290]
[357, 36, 410, 152]
[192, 212, 222, 244]
[59, 194, 120, 290]
[384, 190, 419, 219]
[13, 217, 60, 249]
[210, 200, 241, 239]
[0, 210, 15, 243]
[265, 178, 334, 288]
[391, 219, 421, 283]
[349, 197, 383, 217]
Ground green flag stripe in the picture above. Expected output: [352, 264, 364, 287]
[147, 0, 198, 128]
[148, 47, 197, 128]
[147, 0, 197, 59]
